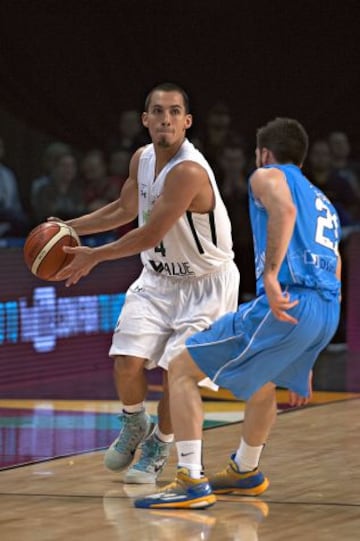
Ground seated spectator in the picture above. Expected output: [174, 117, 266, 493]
[216, 135, 255, 301]
[108, 148, 136, 236]
[108, 148, 131, 185]
[31, 141, 72, 208]
[306, 139, 360, 225]
[306, 139, 357, 347]
[107, 109, 149, 154]
[199, 102, 233, 175]
[32, 152, 85, 223]
[80, 149, 123, 212]
[328, 131, 360, 196]
[0, 136, 29, 236]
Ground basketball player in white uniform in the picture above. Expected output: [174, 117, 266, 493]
[57, 83, 240, 484]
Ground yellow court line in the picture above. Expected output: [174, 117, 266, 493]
[200, 387, 360, 403]
[0, 390, 359, 414]
[275, 389, 360, 404]
[0, 399, 243, 414]
[0, 399, 125, 413]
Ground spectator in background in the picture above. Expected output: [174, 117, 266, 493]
[108, 147, 131, 182]
[217, 135, 255, 300]
[328, 131, 360, 197]
[0, 136, 29, 236]
[107, 109, 149, 154]
[306, 138, 356, 347]
[306, 139, 360, 225]
[200, 102, 232, 174]
[81, 149, 123, 212]
[108, 148, 136, 236]
[32, 152, 85, 223]
[31, 141, 72, 209]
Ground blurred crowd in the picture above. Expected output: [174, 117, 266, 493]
[1, 104, 359, 344]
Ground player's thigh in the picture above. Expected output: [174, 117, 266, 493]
[109, 285, 172, 368]
[159, 265, 239, 369]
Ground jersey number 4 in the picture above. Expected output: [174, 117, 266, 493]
[154, 241, 166, 257]
[315, 197, 339, 255]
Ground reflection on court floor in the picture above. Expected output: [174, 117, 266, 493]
[1, 390, 358, 469]
[0, 398, 359, 540]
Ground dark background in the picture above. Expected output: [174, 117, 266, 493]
[0, 0, 359, 155]
[0, 1, 359, 399]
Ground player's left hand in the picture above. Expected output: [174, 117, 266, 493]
[56, 245, 99, 286]
[288, 371, 313, 407]
[264, 275, 299, 324]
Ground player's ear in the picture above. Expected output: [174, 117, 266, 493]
[265, 148, 277, 165]
[261, 148, 272, 166]
[185, 114, 193, 129]
[142, 112, 148, 128]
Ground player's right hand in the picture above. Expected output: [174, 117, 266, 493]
[264, 276, 299, 324]
[56, 245, 99, 286]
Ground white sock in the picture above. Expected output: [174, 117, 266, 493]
[176, 440, 203, 479]
[234, 438, 264, 472]
[154, 425, 174, 443]
[122, 402, 144, 414]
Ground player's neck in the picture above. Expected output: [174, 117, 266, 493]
[154, 138, 185, 175]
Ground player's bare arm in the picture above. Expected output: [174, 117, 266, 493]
[251, 167, 298, 323]
[57, 161, 212, 285]
[49, 149, 141, 236]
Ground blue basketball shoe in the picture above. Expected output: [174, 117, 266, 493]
[134, 467, 217, 509]
[209, 454, 269, 495]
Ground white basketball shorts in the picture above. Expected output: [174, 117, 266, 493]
[109, 260, 240, 369]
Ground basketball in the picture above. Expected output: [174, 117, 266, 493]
[23, 221, 80, 281]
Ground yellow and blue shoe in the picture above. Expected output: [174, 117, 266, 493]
[134, 467, 217, 509]
[209, 454, 269, 495]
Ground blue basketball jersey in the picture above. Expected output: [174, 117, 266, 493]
[249, 164, 341, 296]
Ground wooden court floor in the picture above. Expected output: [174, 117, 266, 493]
[1, 397, 360, 540]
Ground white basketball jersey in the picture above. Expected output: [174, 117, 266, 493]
[137, 138, 234, 277]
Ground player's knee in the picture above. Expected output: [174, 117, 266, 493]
[168, 357, 182, 384]
[168, 351, 203, 386]
[113, 355, 145, 379]
[248, 383, 276, 405]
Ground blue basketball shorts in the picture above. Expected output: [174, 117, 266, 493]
[186, 286, 340, 400]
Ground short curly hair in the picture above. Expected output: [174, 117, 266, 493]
[256, 117, 309, 165]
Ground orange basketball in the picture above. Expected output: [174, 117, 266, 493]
[23, 221, 80, 281]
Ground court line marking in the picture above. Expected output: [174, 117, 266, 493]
[0, 492, 359, 508]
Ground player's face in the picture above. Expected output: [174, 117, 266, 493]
[142, 91, 192, 148]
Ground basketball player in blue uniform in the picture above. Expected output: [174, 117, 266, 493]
[134, 117, 342, 509]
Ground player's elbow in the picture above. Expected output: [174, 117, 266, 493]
[283, 201, 297, 223]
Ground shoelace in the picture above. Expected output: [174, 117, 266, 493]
[114, 416, 146, 452]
